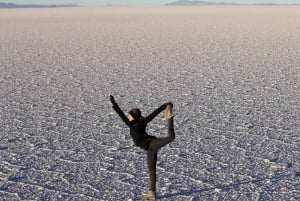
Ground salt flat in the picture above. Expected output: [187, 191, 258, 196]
[0, 6, 299, 200]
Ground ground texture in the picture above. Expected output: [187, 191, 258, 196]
[0, 6, 299, 200]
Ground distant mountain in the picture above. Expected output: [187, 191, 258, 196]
[0, 2, 79, 8]
[165, 0, 300, 6]
[165, 0, 240, 6]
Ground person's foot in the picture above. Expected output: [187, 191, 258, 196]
[164, 104, 174, 120]
[141, 190, 156, 200]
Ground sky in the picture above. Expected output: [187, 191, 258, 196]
[7, 0, 300, 6]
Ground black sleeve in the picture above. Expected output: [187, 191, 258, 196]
[143, 104, 167, 123]
[112, 103, 131, 127]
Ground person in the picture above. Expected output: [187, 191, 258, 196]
[110, 95, 175, 200]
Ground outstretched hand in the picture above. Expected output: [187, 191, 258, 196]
[110, 95, 116, 105]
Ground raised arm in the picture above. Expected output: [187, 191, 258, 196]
[143, 102, 172, 123]
[110, 95, 131, 127]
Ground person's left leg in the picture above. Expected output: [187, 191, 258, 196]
[147, 147, 157, 192]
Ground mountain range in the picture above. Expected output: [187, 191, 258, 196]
[165, 0, 300, 6]
[1, 1, 299, 8]
[165, 0, 240, 6]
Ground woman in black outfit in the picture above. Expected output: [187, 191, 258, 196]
[110, 95, 175, 200]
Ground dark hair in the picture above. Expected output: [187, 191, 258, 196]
[129, 108, 141, 120]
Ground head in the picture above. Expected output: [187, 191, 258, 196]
[128, 108, 141, 122]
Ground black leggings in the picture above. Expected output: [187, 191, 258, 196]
[147, 117, 175, 192]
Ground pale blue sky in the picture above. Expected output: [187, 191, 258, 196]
[9, 0, 300, 6]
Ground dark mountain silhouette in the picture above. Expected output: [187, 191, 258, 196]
[165, 0, 240, 6]
[165, 0, 300, 6]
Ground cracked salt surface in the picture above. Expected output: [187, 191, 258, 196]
[0, 6, 299, 200]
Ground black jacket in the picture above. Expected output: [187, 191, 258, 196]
[112, 103, 167, 150]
